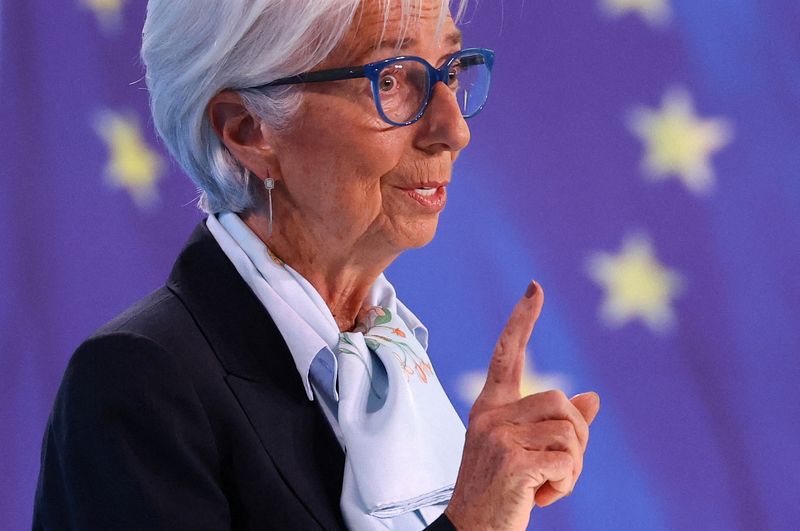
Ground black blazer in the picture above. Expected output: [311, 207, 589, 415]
[33, 222, 455, 531]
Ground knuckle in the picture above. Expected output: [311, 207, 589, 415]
[495, 336, 519, 358]
[552, 450, 574, 471]
[467, 408, 492, 433]
[490, 347, 509, 369]
[554, 420, 574, 442]
[573, 415, 589, 439]
[511, 450, 535, 474]
[468, 411, 514, 450]
[495, 337, 508, 352]
[541, 389, 568, 408]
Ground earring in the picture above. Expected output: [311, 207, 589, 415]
[264, 177, 275, 238]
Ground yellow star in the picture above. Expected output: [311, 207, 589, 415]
[628, 88, 733, 195]
[600, 0, 671, 26]
[457, 353, 569, 406]
[80, 0, 126, 31]
[587, 234, 684, 333]
[94, 111, 163, 208]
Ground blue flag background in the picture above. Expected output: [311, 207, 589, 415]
[2, 1, 799, 529]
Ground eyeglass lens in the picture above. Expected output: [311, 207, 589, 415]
[376, 52, 490, 124]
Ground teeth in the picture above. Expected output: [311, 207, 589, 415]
[415, 187, 437, 197]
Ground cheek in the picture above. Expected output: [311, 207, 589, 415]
[292, 132, 403, 195]
[277, 94, 411, 213]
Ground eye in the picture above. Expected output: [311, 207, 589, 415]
[447, 61, 462, 87]
[379, 75, 399, 92]
[447, 70, 458, 85]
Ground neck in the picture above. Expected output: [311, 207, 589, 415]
[240, 211, 398, 332]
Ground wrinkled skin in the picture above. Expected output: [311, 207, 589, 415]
[209, 1, 600, 528]
[210, 1, 467, 331]
[445, 283, 600, 530]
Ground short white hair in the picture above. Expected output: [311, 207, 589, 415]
[141, 0, 468, 214]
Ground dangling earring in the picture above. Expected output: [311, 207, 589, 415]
[264, 176, 275, 238]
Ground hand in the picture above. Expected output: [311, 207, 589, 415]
[444, 281, 600, 531]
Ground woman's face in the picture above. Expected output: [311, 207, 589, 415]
[270, 0, 470, 259]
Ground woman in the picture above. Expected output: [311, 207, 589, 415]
[34, 0, 600, 529]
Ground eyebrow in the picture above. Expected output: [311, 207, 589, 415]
[364, 28, 463, 56]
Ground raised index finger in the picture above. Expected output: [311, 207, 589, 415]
[477, 281, 545, 407]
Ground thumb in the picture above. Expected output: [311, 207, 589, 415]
[570, 392, 601, 426]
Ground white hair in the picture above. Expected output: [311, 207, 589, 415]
[141, 0, 468, 214]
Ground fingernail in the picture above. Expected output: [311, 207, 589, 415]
[525, 280, 538, 299]
[572, 391, 600, 404]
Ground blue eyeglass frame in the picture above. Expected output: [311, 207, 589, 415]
[250, 47, 495, 127]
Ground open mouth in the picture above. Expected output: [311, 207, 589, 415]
[402, 185, 447, 211]
[414, 187, 438, 197]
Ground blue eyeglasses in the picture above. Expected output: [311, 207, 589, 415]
[251, 47, 495, 127]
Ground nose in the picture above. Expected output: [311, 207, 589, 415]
[413, 82, 471, 155]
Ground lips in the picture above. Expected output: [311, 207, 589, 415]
[400, 184, 448, 211]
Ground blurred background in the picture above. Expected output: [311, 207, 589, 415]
[2, 0, 799, 529]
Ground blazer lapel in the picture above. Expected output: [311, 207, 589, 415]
[166, 221, 345, 530]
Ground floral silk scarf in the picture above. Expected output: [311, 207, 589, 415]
[336, 305, 466, 527]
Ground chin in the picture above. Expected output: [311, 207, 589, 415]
[398, 216, 440, 250]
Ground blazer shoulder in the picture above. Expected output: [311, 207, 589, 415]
[92, 286, 197, 346]
[38, 316, 232, 531]
[67, 285, 219, 398]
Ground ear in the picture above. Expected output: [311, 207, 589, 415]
[207, 90, 280, 183]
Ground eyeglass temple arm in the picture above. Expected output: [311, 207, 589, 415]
[253, 66, 367, 89]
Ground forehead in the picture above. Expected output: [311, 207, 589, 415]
[336, 0, 461, 62]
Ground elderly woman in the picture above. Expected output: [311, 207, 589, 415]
[34, 1, 599, 530]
